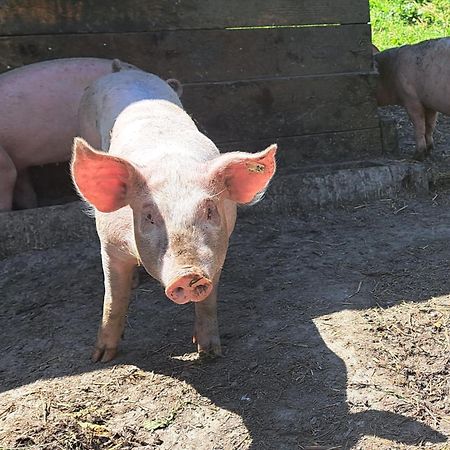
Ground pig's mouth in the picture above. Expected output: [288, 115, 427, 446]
[165, 273, 213, 304]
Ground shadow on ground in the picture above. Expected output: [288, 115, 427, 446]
[1, 197, 450, 447]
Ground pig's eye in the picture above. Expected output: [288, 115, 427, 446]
[142, 203, 161, 226]
[207, 207, 213, 220]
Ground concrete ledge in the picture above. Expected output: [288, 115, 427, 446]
[0, 159, 429, 258]
[258, 159, 429, 213]
[0, 202, 96, 260]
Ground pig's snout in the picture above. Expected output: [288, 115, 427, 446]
[165, 273, 213, 304]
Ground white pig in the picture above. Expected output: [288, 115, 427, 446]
[373, 38, 450, 160]
[71, 69, 277, 362]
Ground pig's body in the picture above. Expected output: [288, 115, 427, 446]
[0, 58, 134, 211]
[374, 38, 450, 160]
[72, 69, 276, 362]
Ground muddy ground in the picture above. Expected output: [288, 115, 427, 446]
[1, 109, 450, 450]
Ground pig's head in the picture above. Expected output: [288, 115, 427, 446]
[372, 47, 400, 106]
[71, 138, 276, 304]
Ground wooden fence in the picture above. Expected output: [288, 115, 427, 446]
[0, 0, 382, 202]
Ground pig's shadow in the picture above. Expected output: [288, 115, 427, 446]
[124, 214, 448, 447]
[0, 211, 448, 448]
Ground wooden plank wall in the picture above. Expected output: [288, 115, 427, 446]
[0, 0, 381, 173]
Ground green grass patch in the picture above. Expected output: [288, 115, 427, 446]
[370, 0, 450, 50]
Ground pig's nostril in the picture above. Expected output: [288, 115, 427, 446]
[173, 287, 184, 297]
[195, 284, 208, 296]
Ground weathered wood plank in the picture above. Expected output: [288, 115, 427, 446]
[29, 127, 382, 209]
[1, 71, 378, 153]
[222, 128, 383, 165]
[0, 1, 369, 35]
[0, 25, 373, 80]
[182, 74, 379, 142]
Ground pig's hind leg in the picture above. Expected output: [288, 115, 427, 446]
[193, 283, 222, 357]
[425, 109, 438, 157]
[0, 145, 17, 211]
[92, 245, 136, 363]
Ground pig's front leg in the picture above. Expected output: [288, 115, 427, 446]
[92, 245, 135, 363]
[193, 283, 222, 356]
[405, 100, 427, 161]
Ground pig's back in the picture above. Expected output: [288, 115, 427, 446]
[79, 70, 185, 151]
[399, 38, 450, 113]
[111, 99, 219, 165]
[0, 58, 116, 169]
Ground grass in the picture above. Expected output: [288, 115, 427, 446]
[370, 0, 450, 50]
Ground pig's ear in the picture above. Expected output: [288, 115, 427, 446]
[71, 137, 141, 212]
[208, 144, 277, 204]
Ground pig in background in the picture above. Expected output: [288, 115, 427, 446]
[0, 57, 135, 212]
[71, 68, 277, 362]
[373, 37, 450, 161]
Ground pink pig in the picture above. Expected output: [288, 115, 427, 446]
[71, 69, 277, 362]
[0, 58, 136, 211]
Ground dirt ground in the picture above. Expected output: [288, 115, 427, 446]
[1, 109, 450, 450]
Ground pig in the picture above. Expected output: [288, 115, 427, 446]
[71, 69, 277, 362]
[373, 38, 450, 161]
[0, 57, 136, 211]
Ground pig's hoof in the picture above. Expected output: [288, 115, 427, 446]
[413, 151, 426, 161]
[198, 347, 222, 360]
[91, 346, 118, 363]
[194, 337, 222, 357]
